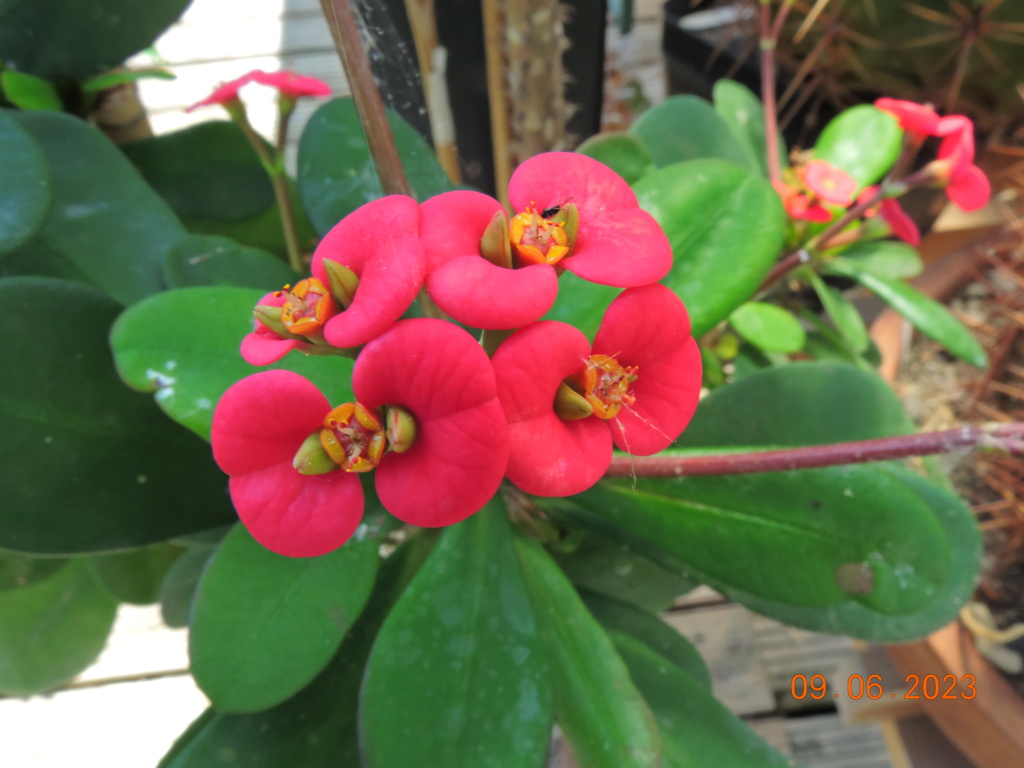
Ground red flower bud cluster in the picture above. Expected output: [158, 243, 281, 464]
[188, 69, 332, 111]
[212, 153, 702, 556]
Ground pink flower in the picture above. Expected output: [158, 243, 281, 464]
[492, 284, 701, 497]
[857, 187, 921, 246]
[420, 153, 672, 329]
[874, 98, 941, 139]
[934, 116, 990, 212]
[803, 160, 857, 206]
[188, 69, 330, 111]
[772, 180, 832, 223]
[311, 195, 426, 349]
[240, 279, 341, 366]
[212, 370, 365, 557]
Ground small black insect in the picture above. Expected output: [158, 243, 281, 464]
[541, 204, 562, 218]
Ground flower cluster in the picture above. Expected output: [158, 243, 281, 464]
[188, 69, 332, 112]
[212, 153, 702, 556]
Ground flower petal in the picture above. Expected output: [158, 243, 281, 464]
[947, 163, 991, 213]
[250, 70, 331, 99]
[212, 370, 330, 476]
[312, 195, 425, 348]
[427, 257, 558, 329]
[353, 319, 509, 526]
[419, 190, 504, 272]
[593, 285, 702, 455]
[240, 332, 305, 366]
[492, 321, 612, 496]
[874, 98, 940, 137]
[230, 465, 363, 557]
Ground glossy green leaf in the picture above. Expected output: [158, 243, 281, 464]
[677, 362, 915, 449]
[159, 530, 433, 768]
[0, 559, 118, 695]
[163, 235, 298, 290]
[614, 634, 792, 768]
[541, 271, 621, 340]
[190, 522, 381, 713]
[0, 0, 191, 79]
[634, 160, 785, 337]
[0, 278, 236, 555]
[81, 68, 176, 93]
[629, 95, 756, 169]
[110, 286, 356, 441]
[813, 105, 902, 187]
[3, 112, 186, 305]
[575, 132, 654, 184]
[552, 531, 696, 612]
[825, 258, 988, 368]
[298, 98, 455, 236]
[712, 79, 785, 177]
[580, 591, 710, 690]
[361, 503, 552, 768]
[123, 122, 275, 222]
[728, 301, 806, 353]
[831, 240, 923, 279]
[0, 108, 51, 256]
[806, 271, 869, 352]
[0, 70, 62, 111]
[89, 543, 184, 605]
[515, 535, 660, 768]
[0, 551, 69, 592]
[159, 545, 214, 628]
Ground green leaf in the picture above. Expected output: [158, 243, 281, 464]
[712, 79, 785, 177]
[189, 522, 380, 713]
[832, 240, 923, 279]
[541, 271, 621, 340]
[0, 108, 51, 256]
[158, 530, 433, 768]
[361, 502, 552, 768]
[110, 286, 356, 441]
[580, 591, 711, 690]
[159, 545, 214, 629]
[629, 95, 756, 169]
[825, 258, 988, 367]
[728, 301, 806, 353]
[552, 531, 697, 612]
[0, 551, 69, 591]
[575, 132, 654, 184]
[0, 278, 237, 555]
[677, 361, 915, 449]
[634, 159, 785, 337]
[298, 98, 455, 236]
[614, 634, 792, 768]
[515, 535, 660, 768]
[813, 105, 902, 187]
[0, 0, 191, 79]
[0, 559, 118, 695]
[163, 235, 298, 290]
[3, 111, 186, 305]
[123, 122, 276, 222]
[806, 271, 869, 352]
[89, 543, 184, 605]
[81, 68, 176, 93]
[0, 70, 62, 110]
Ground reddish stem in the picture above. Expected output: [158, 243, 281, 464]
[606, 423, 1024, 478]
[760, 1, 782, 182]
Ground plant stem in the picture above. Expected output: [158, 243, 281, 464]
[319, 0, 412, 196]
[759, 0, 782, 182]
[606, 423, 1024, 478]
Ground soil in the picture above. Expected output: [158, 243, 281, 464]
[892, 231, 1024, 693]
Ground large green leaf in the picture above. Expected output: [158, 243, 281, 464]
[0, 559, 118, 695]
[297, 98, 455, 237]
[158, 530, 434, 768]
[0, 0, 191, 79]
[813, 105, 902, 187]
[728, 301, 806, 353]
[515, 535, 660, 768]
[0, 108, 51, 256]
[825, 258, 988, 368]
[575, 132, 654, 185]
[361, 503, 552, 768]
[159, 544, 214, 629]
[614, 634, 792, 768]
[2, 112, 186, 305]
[629, 95, 756, 169]
[540, 271, 621, 340]
[712, 79, 786, 177]
[123, 122, 276, 223]
[0, 278, 236, 555]
[110, 286, 356, 441]
[0, 551, 69, 591]
[633, 160, 786, 337]
[89, 543, 184, 605]
[190, 522, 380, 713]
[831, 240, 923, 279]
[163, 235, 299, 290]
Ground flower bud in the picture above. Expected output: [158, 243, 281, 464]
[478, 211, 513, 269]
[553, 381, 594, 421]
[293, 431, 339, 475]
[549, 201, 580, 247]
[253, 305, 305, 340]
[385, 405, 417, 453]
[320, 258, 361, 308]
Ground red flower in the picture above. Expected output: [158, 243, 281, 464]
[352, 318, 510, 527]
[188, 69, 330, 111]
[311, 195, 426, 348]
[934, 116, 990, 212]
[211, 370, 365, 557]
[856, 187, 921, 246]
[803, 160, 857, 206]
[492, 284, 701, 496]
[874, 98, 941, 139]
[772, 180, 832, 223]
[420, 153, 672, 329]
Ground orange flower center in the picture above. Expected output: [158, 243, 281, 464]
[280, 278, 337, 336]
[509, 206, 570, 267]
[574, 355, 638, 420]
[319, 402, 387, 473]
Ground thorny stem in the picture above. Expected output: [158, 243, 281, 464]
[606, 423, 1024, 478]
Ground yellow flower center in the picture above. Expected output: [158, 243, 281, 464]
[573, 355, 638, 420]
[508, 206, 570, 267]
[280, 278, 336, 337]
[319, 402, 387, 473]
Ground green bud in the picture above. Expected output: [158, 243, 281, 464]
[321, 258, 361, 308]
[550, 202, 579, 246]
[293, 431, 339, 475]
[553, 381, 593, 421]
[385, 405, 417, 453]
[253, 305, 304, 340]
[479, 211, 513, 269]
